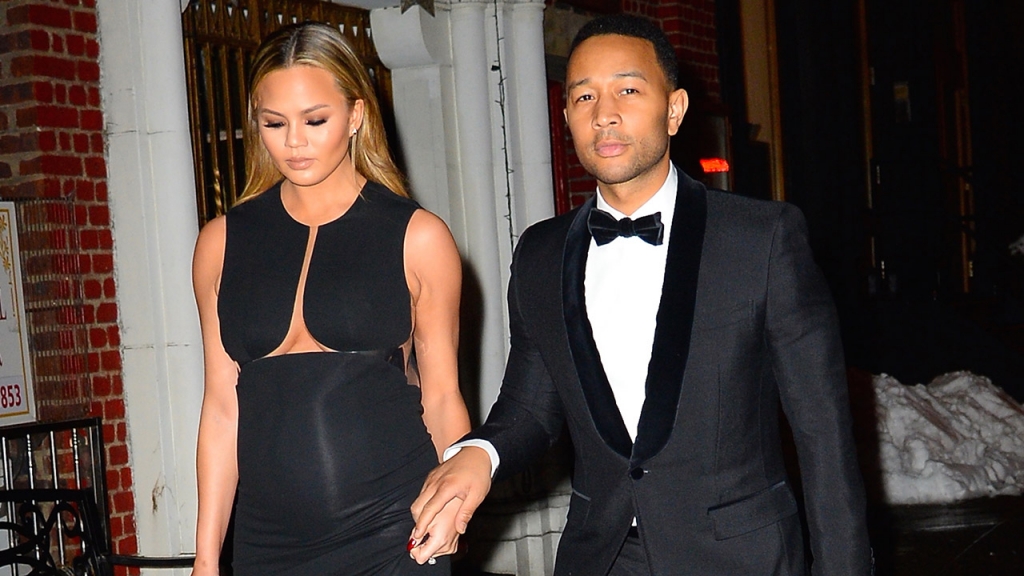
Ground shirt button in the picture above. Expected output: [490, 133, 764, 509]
[630, 467, 646, 480]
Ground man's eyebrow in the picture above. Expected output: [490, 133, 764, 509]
[566, 70, 649, 92]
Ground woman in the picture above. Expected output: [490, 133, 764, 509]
[191, 22, 469, 575]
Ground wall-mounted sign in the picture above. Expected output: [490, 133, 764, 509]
[0, 203, 35, 425]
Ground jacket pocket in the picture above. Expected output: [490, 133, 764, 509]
[707, 480, 798, 540]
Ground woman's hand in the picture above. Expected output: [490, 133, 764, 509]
[408, 493, 464, 564]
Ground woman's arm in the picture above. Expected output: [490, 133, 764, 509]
[404, 209, 471, 459]
[192, 217, 239, 576]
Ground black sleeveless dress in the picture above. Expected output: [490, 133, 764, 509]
[217, 182, 448, 575]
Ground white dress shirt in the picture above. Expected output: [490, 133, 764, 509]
[446, 166, 679, 473]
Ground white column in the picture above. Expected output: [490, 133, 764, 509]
[97, 0, 202, 570]
[373, 0, 553, 416]
[372, 4, 563, 574]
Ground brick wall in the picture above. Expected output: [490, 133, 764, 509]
[0, 0, 139, 570]
[549, 0, 722, 213]
[622, 0, 720, 100]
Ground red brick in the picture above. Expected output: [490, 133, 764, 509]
[89, 400, 102, 417]
[72, 11, 97, 33]
[96, 302, 117, 322]
[66, 33, 84, 56]
[0, 82, 34, 104]
[30, 105, 78, 128]
[92, 374, 111, 396]
[7, 4, 73, 29]
[93, 252, 113, 273]
[11, 55, 77, 80]
[105, 397, 126, 419]
[84, 156, 105, 178]
[83, 279, 103, 300]
[116, 534, 138, 555]
[39, 131, 57, 151]
[120, 466, 132, 488]
[85, 38, 98, 59]
[102, 423, 115, 444]
[0, 113, 7, 131]
[0, 163, 10, 179]
[111, 487, 132, 511]
[108, 514, 123, 539]
[77, 61, 99, 82]
[59, 132, 71, 150]
[80, 109, 102, 130]
[89, 326, 107, 348]
[52, 34, 64, 53]
[39, 154, 84, 176]
[76, 179, 95, 200]
[55, 83, 67, 103]
[88, 205, 109, 226]
[0, 135, 22, 155]
[90, 133, 103, 153]
[73, 133, 88, 153]
[103, 277, 115, 298]
[96, 181, 108, 201]
[68, 84, 86, 105]
[108, 326, 120, 346]
[87, 86, 99, 106]
[112, 375, 123, 395]
[80, 228, 98, 249]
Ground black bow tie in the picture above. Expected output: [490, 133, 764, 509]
[587, 208, 665, 246]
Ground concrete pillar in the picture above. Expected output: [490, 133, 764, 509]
[373, 3, 562, 574]
[97, 0, 202, 569]
[372, 0, 553, 417]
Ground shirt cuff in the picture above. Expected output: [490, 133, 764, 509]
[443, 439, 500, 478]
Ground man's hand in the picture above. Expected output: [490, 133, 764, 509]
[408, 446, 492, 563]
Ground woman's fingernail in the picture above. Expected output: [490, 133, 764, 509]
[407, 538, 417, 551]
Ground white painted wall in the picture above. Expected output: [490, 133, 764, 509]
[97, 0, 202, 571]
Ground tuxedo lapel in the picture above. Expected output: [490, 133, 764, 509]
[562, 197, 633, 458]
[631, 173, 707, 467]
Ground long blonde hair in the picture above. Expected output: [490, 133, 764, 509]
[240, 22, 407, 201]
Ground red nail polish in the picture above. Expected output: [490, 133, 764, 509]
[407, 538, 416, 551]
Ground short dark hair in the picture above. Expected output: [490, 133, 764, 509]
[569, 14, 679, 89]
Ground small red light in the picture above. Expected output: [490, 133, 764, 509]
[700, 158, 730, 173]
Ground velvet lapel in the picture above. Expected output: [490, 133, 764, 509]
[562, 196, 633, 459]
[631, 173, 707, 468]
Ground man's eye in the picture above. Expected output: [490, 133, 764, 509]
[575, 94, 593, 103]
[262, 121, 284, 129]
[307, 118, 327, 126]
[622, 88, 639, 95]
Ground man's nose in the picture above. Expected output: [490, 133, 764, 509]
[593, 97, 620, 129]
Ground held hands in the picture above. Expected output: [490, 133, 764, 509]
[408, 446, 493, 564]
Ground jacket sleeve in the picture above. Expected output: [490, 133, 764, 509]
[765, 204, 873, 575]
[462, 235, 566, 482]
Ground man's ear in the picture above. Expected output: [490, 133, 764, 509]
[667, 88, 688, 136]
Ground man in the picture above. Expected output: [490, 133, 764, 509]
[410, 14, 871, 576]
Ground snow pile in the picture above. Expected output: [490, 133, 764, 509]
[874, 371, 1024, 505]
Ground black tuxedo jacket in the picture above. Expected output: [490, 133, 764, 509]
[466, 171, 871, 575]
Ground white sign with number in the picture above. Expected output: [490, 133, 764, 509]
[0, 203, 35, 425]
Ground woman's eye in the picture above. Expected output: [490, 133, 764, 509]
[262, 121, 284, 129]
[307, 118, 327, 126]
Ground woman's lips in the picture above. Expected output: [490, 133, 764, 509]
[286, 157, 314, 170]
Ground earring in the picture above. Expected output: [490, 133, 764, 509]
[351, 128, 358, 136]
